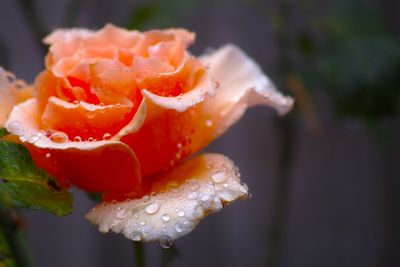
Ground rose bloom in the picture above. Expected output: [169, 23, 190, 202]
[0, 24, 293, 242]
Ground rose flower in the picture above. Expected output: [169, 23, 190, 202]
[0, 24, 293, 242]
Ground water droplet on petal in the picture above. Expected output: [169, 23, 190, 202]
[159, 236, 173, 249]
[200, 194, 210, 202]
[7, 121, 22, 134]
[188, 192, 198, 200]
[174, 223, 183, 233]
[161, 214, 170, 222]
[103, 133, 112, 140]
[87, 111, 96, 119]
[190, 183, 200, 192]
[212, 172, 227, 183]
[50, 132, 68, 143]
[131, 231, 143, 241]
[28, 133, 43, 143]
[140, 221, 146, 226]
[205, 120, 213, 127]
[87, 137, 95, 142]
[45, 153, 51, 158]
[116, 208, 129, 220]
[178, 211, 185, 217]
[74, 136, 82, 142]
[144, 203, 160, 215]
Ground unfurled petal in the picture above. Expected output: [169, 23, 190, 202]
[5, 99, 142, 197]
[86, 153, 249, 242]
[123, 44, 294, 176]
[0, 68, 33, 127]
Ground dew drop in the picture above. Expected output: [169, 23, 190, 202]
[159, 236, 173, 249]
[161, 214, 170, 222]
[28, 133, 42, 143]
[144, 203, 160, 215]
[223, 183, 229, 188]
[74, 136, 82, 142]
[131, 231, 143, 241]
[50, 132, 68, 143]
[178, 211, 185, 217]
[213, 80, 220, 88]
[87, 137, 94, 142]
[7, 121, 22, 134]
[103, 133, 112, 140]
[87, 111, 96, 119]
[116, 208, 129, 220]
[205, 120, 213, 127]
[45, 153, 51, 158]
[188, 192, 198, 200]
[20, 135, 28, 142]
[174, 223, 183, 233]
[200, 194, 210, 202]
[73, 100, 79, 105]
[140, 221, 146, 226]
[190, 183, 200, 192]
[212, 172, 227, 183]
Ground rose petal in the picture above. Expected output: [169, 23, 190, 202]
[5, 99, 142, 196]
[40, 96, 134, 140]
[141, 61, 213, 112]
[86, 153, 249, 242]
[0, 68, 32, 126]
[123, 44, 294, 176]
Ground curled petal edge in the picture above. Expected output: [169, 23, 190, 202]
[141, 69, 215, 113]
[5, 99, 142, 193]
[0, 68, 33, 127]
[86, 153, 249, 242]
[201, 44, 294, 116]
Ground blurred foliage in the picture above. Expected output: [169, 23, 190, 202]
[298, 0, 400, 122]
[126, 0, 200, 30]
[0, 141, 73, 217]
[0, 129, 8, 138]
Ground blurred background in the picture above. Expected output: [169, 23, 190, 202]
[0, 0, 400, 266]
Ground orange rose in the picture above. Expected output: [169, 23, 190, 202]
[1, 24, 293, 242]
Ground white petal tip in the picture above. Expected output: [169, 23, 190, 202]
[85, 153, 249, 243]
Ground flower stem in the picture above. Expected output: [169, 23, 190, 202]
[161, 245, 180, 267]
[267, 115, 295, 267]
[133, 242, 146, 267]
[0, 204, 35, 267]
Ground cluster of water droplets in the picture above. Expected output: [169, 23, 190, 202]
[88, 157, 249, 249]
[6, 120, 115, 145]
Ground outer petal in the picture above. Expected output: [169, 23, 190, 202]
[0, 68, 32, 127]
[86, 153, 249, 242]
[123, 44, 294, 176]
[5, 99, 141, 197]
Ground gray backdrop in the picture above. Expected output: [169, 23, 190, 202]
[0, 0, 399, 266]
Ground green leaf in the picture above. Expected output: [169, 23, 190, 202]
[127, 4, 159, 30]
[0, 129, 8, 138]
[0, 141, 73, 216]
